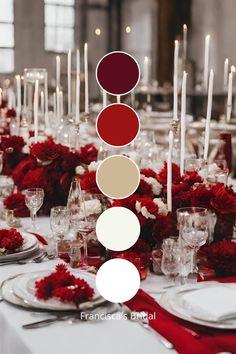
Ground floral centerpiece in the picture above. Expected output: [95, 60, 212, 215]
[4, 139, 98, 214]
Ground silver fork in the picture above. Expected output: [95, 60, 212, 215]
[121, 305, 174, 350]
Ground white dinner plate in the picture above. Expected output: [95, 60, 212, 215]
[159, 282, 236, 330]
[13, 269, 100, 311]
[0, 232, 38, 262]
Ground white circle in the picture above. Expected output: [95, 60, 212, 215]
[96, 207, 140, 251]
[96, 259, 140, 303]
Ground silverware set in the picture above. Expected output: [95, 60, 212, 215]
[0, 251, 55, 266]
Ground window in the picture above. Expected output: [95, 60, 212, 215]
[0, 0, 14, 73]
[44, 0, 75, 52]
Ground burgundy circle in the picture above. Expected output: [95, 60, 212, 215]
[96, 51, 140, 96]
[96, 103, 140, 147]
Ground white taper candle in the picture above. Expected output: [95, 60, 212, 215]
[180, 71, 188, 176]
[67, 49, 71, 115]
[223, 58, 229, 91]
[203, 69, 214, 160]
[173, 40, 179, 121]
[203, 35, 210, 92]
[84, 43, 89, 113]
[226, 65, 235, 123]
[56, 55, 60, 87]
[34, 79, 39, 143]
[75, 49, 80, 124]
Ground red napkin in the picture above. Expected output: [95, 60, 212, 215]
[126, 280, 236, 354]
[29, 232, 48, 246]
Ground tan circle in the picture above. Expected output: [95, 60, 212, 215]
[96, 155, 140, 199]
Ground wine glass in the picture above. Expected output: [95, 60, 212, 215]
[50, 206, 70, 240]
[161, 239, 181, 284]
[181, 212, 209, 281]
[184, 158, 208, 178]
[68, 190, 102, 270]
[25, 188, 44, 231]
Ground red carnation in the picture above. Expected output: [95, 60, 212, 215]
[4, 192, 30, 217]
[6, 108, 16, 118]
[21, 167, 52, 193]
[140, 168, 157, 179]
[0, 135, 25, 154]
[156, 162, 181, 185]
[0, 228, 24, 253]
[203, 240, 236, 276]
[182, 171, 203, 185]
[30, 139, 61, 161]
[135, 179, 154, 198]
[78, 144, 98, 165]
[80, 171, 100, 194]
[211, 184, 236, 215]
[152, 213, 176, 245]
[35, 264, 94, 306]
[191, 186, 213, 209]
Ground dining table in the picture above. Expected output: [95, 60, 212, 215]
[0, 216, 175, 354]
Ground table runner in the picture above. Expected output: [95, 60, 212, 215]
[126, 282, 236, 354]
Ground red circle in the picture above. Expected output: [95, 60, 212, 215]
[96, 51, 140, 95]
[96, 104, 140, 147]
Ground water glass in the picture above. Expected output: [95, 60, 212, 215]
[50, 206, 70, 240]
[24, 188, 44, 231]
[184, 158, 208, 178]
[161, 240, 181, 283]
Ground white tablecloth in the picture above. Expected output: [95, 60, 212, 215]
[0, 217, 174, 354]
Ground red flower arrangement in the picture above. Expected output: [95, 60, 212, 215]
[4, 192, 30, 217]
[35, 264, 95, 307]
[7, 139, 98, 214]
[80, 171, 100, 194]
[0, 228, 24, 254]
[202, 240, 236, 276]
[0, 135, 26, 175]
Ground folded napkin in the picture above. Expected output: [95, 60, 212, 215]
[126, 286, 236, 354]
[29, 232, 48, 245]
[182, 286, 236, 321]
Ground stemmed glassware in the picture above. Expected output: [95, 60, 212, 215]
[177, 207, 209, 282]
[67, 179, 102, 269]
[161, 238, 181, 284]
[50, 206, 70, 240]
[25, 188, 44, 231]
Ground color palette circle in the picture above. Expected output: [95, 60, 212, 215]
[96, 258, 140, 303]
[96, 103, 140, 147]
[96, 207, 140, 251]
[96, 51, 140, 95]
[96, 155, 140, 199]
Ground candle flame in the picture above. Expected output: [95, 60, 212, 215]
[206, 34, 210, 40]
[144, 56, 148, 62]
[231, 65, 236, 73]
[174, 40, 178, 45]
[183, 24, 187, 30]
[225, 58, 229, 63]
[84, 42, 88, 50]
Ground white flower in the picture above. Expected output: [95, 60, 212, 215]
[75, 165, 85, 175]
[88, 161, 101, 172]
[27, 136, 47, 147]
[142, 176, 163, 196]
[154, 198, 168, 216]
[135, 201, 156, 220]
[79, 199, 102, 218]
[22, 145, 29, 154]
